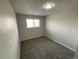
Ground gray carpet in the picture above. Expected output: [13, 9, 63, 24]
[21, 36, 75, 59]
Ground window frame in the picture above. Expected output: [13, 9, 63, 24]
[26, 18, 40, 28]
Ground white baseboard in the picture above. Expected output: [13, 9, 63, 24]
[20, 36, 45, 42]
[20, 35, 76, 52]
[46, 36, 76, 52]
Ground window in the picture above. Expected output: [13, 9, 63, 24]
[26, 19, 40, 28]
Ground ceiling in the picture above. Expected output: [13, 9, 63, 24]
[10, 0, 77, 16]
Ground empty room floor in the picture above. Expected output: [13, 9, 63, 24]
[21, 36, 74, 59]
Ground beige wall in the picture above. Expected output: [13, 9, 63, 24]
[16, 14, 46, 41]
[46, 8, 78, 52]
[0, 0, 19, 59]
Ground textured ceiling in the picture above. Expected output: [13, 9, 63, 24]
[10, 0, 77, 16]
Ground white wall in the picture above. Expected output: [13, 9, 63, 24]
[46, 8, 78, 52]
[16, 14, 45, 41]
[0, 0, 19, 59]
